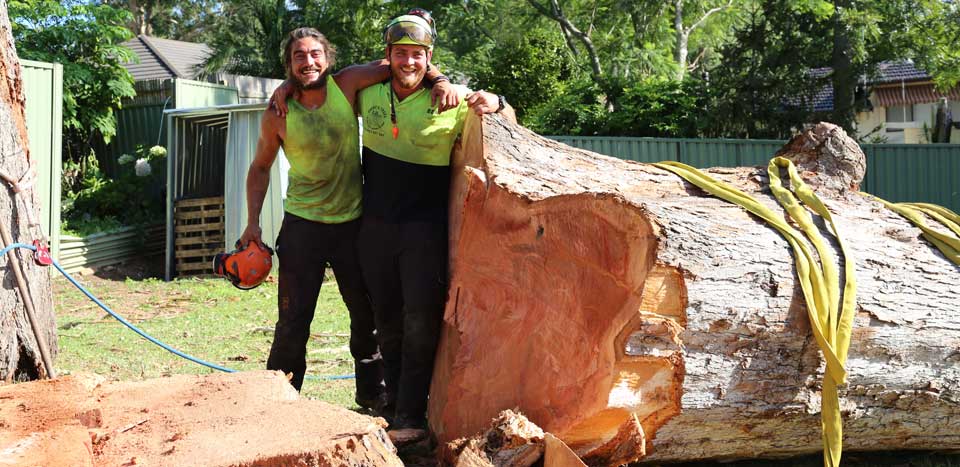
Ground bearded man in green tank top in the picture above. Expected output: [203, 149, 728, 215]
[240, 27, 456, 410]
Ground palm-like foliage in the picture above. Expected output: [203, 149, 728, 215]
[202, 0, 300, 79]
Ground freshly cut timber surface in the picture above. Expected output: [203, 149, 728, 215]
[428, 115, 960, 464]
[0, 371, 402, 466]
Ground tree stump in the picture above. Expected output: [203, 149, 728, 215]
[428, 114, 960, 464]
[0, 371, 404, 466]
[0, 0, 57, 382]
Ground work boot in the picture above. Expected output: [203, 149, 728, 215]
[376, 393, 396, 426]
[387, 414, 428, 447]
[354, 358, 384, 412]
[355, 392, 382, 412]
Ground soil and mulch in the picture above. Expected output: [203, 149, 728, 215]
[8, 258, 441, 466]
[0, 370, 402, 466]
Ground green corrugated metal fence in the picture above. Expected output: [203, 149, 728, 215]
[549, 136, 960, 213]
[21, 59, 63, 259]
[95, 79, 240, 178]
[58, 224, 164, 273]
[175, 79, 239, 108]
[861, 144, 960, 211]
[550, 136, 785, 166]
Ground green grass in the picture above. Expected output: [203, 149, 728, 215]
[53, 273, 357, 407]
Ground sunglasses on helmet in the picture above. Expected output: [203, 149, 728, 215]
[384, 20, 434, 47]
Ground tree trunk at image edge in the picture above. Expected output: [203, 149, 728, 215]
[429, 114, 960, 464]
[0, 0, 57, 382]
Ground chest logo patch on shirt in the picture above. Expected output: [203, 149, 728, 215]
[366, 105, 388, 130]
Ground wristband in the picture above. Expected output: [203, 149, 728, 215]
[425, 73, 450, 88]
[496, 94, 507, 113]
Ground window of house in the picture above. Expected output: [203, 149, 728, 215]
[886, 104, 914, 122]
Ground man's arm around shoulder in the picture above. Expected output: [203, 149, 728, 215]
[336, 59, 460, 112]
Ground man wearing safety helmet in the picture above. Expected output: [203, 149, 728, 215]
[357, 9, 515, 444]
[242, 27, 457, 410]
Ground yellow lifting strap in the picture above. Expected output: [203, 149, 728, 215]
[860, 194, 960, 265]
[653, 157, 857, 467]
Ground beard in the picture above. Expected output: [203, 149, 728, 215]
[395, 72, 421, 89]
[393, 68, 425, 90]
[296, 68, 330, 90]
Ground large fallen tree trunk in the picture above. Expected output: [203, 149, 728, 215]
[428, 115, 960, 465]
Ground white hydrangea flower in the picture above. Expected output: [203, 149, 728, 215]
[118, 154, 135, 165]
[149, 145, 167, 158]
[135, 158, 152, 177]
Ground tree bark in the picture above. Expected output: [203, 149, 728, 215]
[0, 0, 57, 382]
[429, 115, 960, 464]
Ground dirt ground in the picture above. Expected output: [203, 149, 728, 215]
[0, 370, 404, 466]
[32, 258, 439, 466]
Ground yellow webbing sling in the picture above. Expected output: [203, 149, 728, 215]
[860, 195, 960, 265]
[653, 157, 856, 467]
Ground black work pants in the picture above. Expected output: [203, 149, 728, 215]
[266, 213, 381, 398]
[358, 216, 448, 429]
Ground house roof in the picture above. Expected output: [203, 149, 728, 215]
[795, 68, 834, 113]
[801, 61, 945, 111]
[122, 35, 212, 81]
[873, 61, 930, 84]
[872, 83, 960, 107]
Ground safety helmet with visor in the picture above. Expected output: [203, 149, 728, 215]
[213, 240, 274, 290]
[383, 14, 435, 49]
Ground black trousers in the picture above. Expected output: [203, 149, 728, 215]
[266, 213, 381, 398]
[358, 216, 448, 429]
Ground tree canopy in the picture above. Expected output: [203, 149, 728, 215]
[10, 0, 135, 170]
[11, 0, 960, 142]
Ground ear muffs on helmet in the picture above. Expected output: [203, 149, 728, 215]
[213, 240, 274, 290]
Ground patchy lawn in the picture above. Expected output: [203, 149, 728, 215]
[51, 257, 356, 408]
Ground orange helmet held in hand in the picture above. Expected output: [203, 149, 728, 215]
[213, 240, 274, 290]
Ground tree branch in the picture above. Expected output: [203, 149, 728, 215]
[527, 0, 603, 78]
[685, 0, 734, 35]
[687, 46, 708, 72]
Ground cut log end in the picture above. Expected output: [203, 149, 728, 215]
[774, 122, 866, 192]
[434, 114, 690, 465]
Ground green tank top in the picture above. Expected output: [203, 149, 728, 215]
[282, 76, 361, 223]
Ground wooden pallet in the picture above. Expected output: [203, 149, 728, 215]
[174, 196, 225, 276]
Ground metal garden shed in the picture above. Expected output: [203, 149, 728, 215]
[163, 103, 288, 280]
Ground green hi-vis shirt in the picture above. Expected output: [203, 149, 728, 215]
[359, 82, 469, 167]
[282, 75, 361, 223]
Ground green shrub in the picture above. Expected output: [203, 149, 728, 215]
[463, 30, 574, 120]
[606, 77, 704, 137]
[524, 78, 610, 135]
[62, 146, 167, 237]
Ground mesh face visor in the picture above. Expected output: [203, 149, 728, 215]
[384, 20, 434, 47]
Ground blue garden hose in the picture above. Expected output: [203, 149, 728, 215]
[0, 242, 353, 381]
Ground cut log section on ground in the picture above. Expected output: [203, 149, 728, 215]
[0, 371, 402, 466]
[443, 409, 545, 466]
[428, 115, 960, 465]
